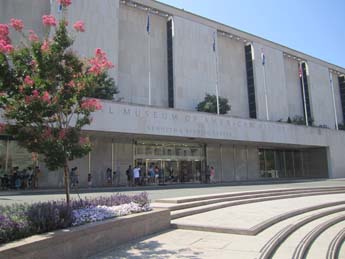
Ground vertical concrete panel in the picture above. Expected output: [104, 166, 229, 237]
[327, 132, 345, 178]
[308, 62, 335, 128]
[221, 145, 235, 181]
[332, 73, 344, 125]
[253, 43, 289, 121]
[118, 5, 168, 107]
[247, 146, 260, 180]
[115, 142, 133, 185]
[51, 0, 119, 82]
[0, 0, 50, 42]
[173, 16, 217, 111]
[206, 144, 221, 182]
[90, 137, 112, 187]
[284, 57, 304, 118]
[234, 145, 247, 180]
[218, 36, 249, 118]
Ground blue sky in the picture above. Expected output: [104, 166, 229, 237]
[158, 0, 345, 68]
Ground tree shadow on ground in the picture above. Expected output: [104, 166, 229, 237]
[89, 230, 204, 259]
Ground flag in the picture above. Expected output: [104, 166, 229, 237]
[299, 64, 303, 78]
[212, 32, 216, 52]
[261, 49, 265, 66]
[146, 14, 150, 34]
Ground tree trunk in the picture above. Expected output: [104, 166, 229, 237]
[64, 162, 70, 205]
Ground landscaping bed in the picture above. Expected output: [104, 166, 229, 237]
[0, 192, 151, 244]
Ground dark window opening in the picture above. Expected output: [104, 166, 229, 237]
[167, 19, 174, 108]
[245, 45, 257, 118]
[339, 76, 345, 123]
[299, 63, 313, 125]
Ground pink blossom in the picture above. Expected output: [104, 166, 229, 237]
[67, 81, 75, 88]
[73, 21, 85, 32]
[41, 40, 50, 53]
[25, 96, 31, 104]
[24, 75, 34, 86]
[58, 0, 72, 7]
[42, 91, 50, 103]
[30, 59, 37, 69]
[0, 123, 6, 133]
[28, 30, 39, 42]
[58, 129, 67, 140]
[32, 89, 39, 98]
[88, 48, 114, 75]
[0, 24, 9, 37]
[10, 18, 24, 32]
[42, 15, 57, 27]
[0, 39, 13, 53]
[42, 128, 52, 139]
[81, 98, 102, 111]
[79, 137, 90, 145]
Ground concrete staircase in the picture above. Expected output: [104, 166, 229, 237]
[152, 186, 345, 258]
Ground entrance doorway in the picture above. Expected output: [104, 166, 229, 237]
[134, 159, 204, 184]
[134, 140, 206, 185]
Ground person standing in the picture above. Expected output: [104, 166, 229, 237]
[133, 165, 140, 186]
[210, 166, 216, 184]
[126, 165, 132, 187]
[33, 166, 41, 189]
[106, 168, 112, 186]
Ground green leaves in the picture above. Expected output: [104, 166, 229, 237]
[196, 94, 231, 115]
[0, 15, 116, 171]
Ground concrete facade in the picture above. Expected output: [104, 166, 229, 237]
[1, 0, 345, 188]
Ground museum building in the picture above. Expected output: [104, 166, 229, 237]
[1, 0, 345, 188]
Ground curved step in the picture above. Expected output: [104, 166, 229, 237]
[171, 189, 345, 220]
[258, 206, 345, 259]
[154, 187, 345, 212]
[171, 200, 345, 235]
[156, 186, 345, 204]
[326, 227, 345, 259]
[292, 214, 345, 259]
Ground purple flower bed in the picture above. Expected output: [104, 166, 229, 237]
[0, 192, 150, 244]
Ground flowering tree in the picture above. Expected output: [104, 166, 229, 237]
[0, 0, 116, 204]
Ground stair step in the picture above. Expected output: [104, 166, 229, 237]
[259, 206, 345, 259]
[170, 189, 345, 220]
[171, 200, 345, 236]
[155, 186, 345, 204]
[153, 187, 345, 212]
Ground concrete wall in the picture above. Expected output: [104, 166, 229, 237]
[207, 144, 259, 182]
[0, 0, 50, 42]
[118, 4, 168, 107]
[283, 56, 304, 119]
[308, 62, 335, 128]
[253, 43, 289, 121]
[218, 35, 249, 118]
[173, 16, 217, 111]
[332, 73, 344, 125]
[50, 0, 119, 82]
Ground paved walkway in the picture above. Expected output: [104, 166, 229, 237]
[1, 178, 345, 205]
[88, 182, 345, 259]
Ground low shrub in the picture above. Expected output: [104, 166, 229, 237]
[0, 192, 150, 244]
[26, 201, 73, 234]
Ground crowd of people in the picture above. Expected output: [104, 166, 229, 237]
[0, 165, 41, 190]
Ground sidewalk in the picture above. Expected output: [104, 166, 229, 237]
[0, 178, 344, 205]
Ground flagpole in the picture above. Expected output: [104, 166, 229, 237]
[300, 63, 309, 126]
[147, 12, 152, 106]
[261, 50, 269, 121]
[213, 32, 220, 115]
[330, 71, 339, 130]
